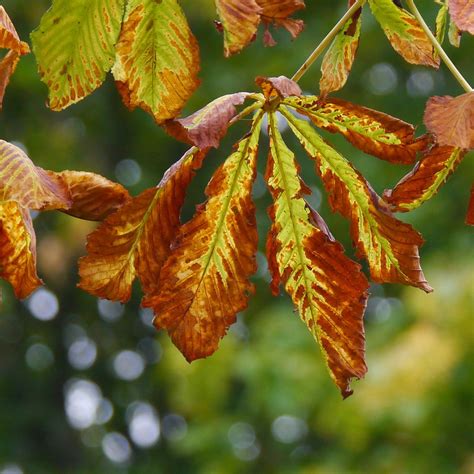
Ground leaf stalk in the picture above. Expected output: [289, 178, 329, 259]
[405, 0, 472, 93]
[291, 0, 367, 83]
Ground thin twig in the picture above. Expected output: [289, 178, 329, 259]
[406, 0, 472, 93]
[291, 0, 367, 83]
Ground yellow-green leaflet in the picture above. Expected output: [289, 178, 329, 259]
[31, 0, 126, 110]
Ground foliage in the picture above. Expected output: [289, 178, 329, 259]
[0, 0, 472, 401]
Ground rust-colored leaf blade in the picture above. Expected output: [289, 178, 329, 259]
[79, 148, 207, 303]
[368, 0, 439, 67]
[466, 185, 474, 225]
[215, 0, 262, 56]
[143, 114, 263, 362]
[52, 171, 131, 221]
[266, 111, 368, 397]
[424, 93, 474, 150]
[283, 96, 429, 164]
[319, 3, 362, 96]
[0, 6, 29, 54]
[384, 146, 465, 212]
[164, 92, 252, 148]
[0, 140, 71, 210]
[112, 0, 200, 124]
[0, 202, 42, 299]
[449, 0, 474, 35]
[256, 75, 302, 101]
[0, 50, 20, 109]
[282, 107, 432, 292]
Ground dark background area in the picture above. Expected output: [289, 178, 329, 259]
[0, 1, 473, 473]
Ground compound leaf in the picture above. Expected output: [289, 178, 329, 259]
[0, 201, 42, 299]
[112, 0, 200, 124]
[283, 96, 429, 164]
[31, 0, 126, 110]
[143, 113, 263, 362]
[384, 146, 465, 211]
[281, 108, 432, 292]
[368, 0, 439, 67]
[266, 111, 368, 398]
[79, 148, 207, 303]
[424, 92, 474, 150]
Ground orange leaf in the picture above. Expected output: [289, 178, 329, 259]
[266, 111, 368, 397]
[0, 201, 42, 299]
[384, 146, 465, 212]
[0, 50, 20, 109]
[52, 171, 131, 221]
[424, 92, 474, 150]
[79, 148, 207, 303]
[255, 75, 302, 101]
[0, 6, 30, 55]
[284, 96, 429, 164]
[0, 140, 71, 211]
[466, 185, 474, 226]
[449, 0, 474, 35]
[143, 114, 263, 361]
[164, 92, 252, 148]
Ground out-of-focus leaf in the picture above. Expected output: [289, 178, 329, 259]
[164, 92, 253, 148]
[143, 114, 263, 362]
[466, 185, 474, 225]
[31, 0, 126, 110]
[52, 171, 131, 221]
[0, 201, 41, 298]
[112, 0, 200, 124]
[266, 111, 368, 398]
[319, 1, 362, 96]
[215, 0, 305, 56]
[79, 148, 207, 303]
[384, 146, 465, 211]
[255, 75, 302, 100]
[282, 108, 432, 292]
[368, 0, 440, 67]
[435, 2, 449, 45]
[0, 140, 71, 210]
[283, 96, 429, 164]
[448, 0, 474, 35]
[448, 17, 462, 46]
[424, 92, 474, 149]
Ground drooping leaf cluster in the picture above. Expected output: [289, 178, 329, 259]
[0, 1, 472, 397]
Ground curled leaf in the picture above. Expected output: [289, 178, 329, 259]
[424, 92, 474, 150]
[52, 171, 131, 221]
[0, 202, 42, 299]
[368, 0, 440, 67]
[384, 146, 465, 212]
[448, 0, 474, 35]
[284, 96, 429, 164]
[79, 148, 207, 303]
[112, 0, 200, 123]
[0, 140, 71, 210]
[319, 2, 362, 96]
[31, 0, 126, 110]
[266, 111, 368, 398]
[164, 92, 252, 148]
[282, 108, 432, 292]
[143, 114, 263, 362]
[256, 75, 302, 101]
[0, 6, 30, 54]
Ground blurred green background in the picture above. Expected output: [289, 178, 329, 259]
[0, 1, 473, 473]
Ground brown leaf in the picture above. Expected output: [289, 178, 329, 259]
[143, 116, 262, 362]
[0, 50, 20, 109]
[52, 171, 131, 221]
[449, 0, 474, 35]
[256, 75, 302, 101]
[266, 111, 368, 397]
[466, 184, 474, 225]
[0, 140, 71, 211]
[0, 201, 42, 299]
[164, 92, 252, 148]
[384, 146, 465, 212]
[424, 92, 474, 149]
[284, 96, 429, 164]
[79, 148, 207, 303]
[0, 6, 30, 54]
